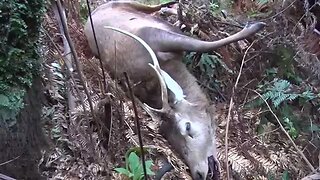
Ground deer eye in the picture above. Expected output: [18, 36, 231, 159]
[186, 122, 191, 131]
[185, 122, 193, 138]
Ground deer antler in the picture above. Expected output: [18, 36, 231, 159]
[104, 26, 171, 113]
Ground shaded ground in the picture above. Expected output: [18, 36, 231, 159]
[39, 0, 320, 179]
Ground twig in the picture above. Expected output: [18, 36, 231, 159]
[177, 0, 184, 29]
[52, 2, 76, 112]
[224, 40, 256, 179]
[124, 72, 148, 180]
[0, 156, 20, 166]
[262, 0, 297, 21]
[0, 173, 16, 180]
[85, 0, 113, 149]
[42, 27, 90, 119]
[85, 0, 107, 93]
[103, 99, 112, 150]
[249, 89, 316, 172]
[55, 0, 95, 117]
[291, 2, 319, 34]
[214, 21, 244, 29]
[54, 0, 96, 157]
[256, 127, 280, 137]
[199, 81, 227, 102]
[241, 89, 250, 107]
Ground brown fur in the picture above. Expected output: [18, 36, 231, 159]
[84, 1, 264, 179]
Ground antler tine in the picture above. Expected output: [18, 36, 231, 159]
[104, 26, 171, 113]
[144, 63, 171, 113]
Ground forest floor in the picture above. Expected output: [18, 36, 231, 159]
[40, 0, 320, 179]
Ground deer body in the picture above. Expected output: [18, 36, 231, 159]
[84, 1, 265, 179]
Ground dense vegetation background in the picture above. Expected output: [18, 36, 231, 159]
[0, 0, 46, 179]
[0, 0, 319, 179]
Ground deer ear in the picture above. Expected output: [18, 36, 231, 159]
[160, 69, 186, 104]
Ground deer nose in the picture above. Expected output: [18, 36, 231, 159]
[195, 171, 205, 180]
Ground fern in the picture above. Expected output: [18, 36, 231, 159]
[247, 78, 318, 138]
[250, 78, 316, 109]
[257, 0, 269, 6]
[257, 79, 299, 108]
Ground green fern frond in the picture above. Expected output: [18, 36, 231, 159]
[249, 79, 301, 108]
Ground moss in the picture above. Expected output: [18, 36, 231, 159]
[0, 0, 46, 123]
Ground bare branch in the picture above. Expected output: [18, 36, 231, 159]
[224, 40, 257, 179]
[54, 0, 96, 156]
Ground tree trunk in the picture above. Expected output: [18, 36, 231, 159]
[0, 77, 46, 179]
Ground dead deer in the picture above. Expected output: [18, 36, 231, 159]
[84, 1, 265, 179]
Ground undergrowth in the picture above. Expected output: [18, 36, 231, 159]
[115, 148, 155, 180]
[0, 0, 45, 126]
[247, 45, 320, 139]
[183, 52, 232, 101]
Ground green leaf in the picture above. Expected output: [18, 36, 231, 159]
[257, 0, 268, 6]
[133, 160, 155, 180]
[0, 0, 45, 124]
[128, 152, 140, 174]
[281, 170, 289, 180]
[0, 94, 10, 107]
[300, 90, 315, 100]
[133, 168, 143, 180]
[145, 160, 155, 175]
[283, 117, 298, 139]
[273, 79, 290, 91]
[114, 167, 133, 177]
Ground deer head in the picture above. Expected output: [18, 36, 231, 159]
[104, 26, 219, 179]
